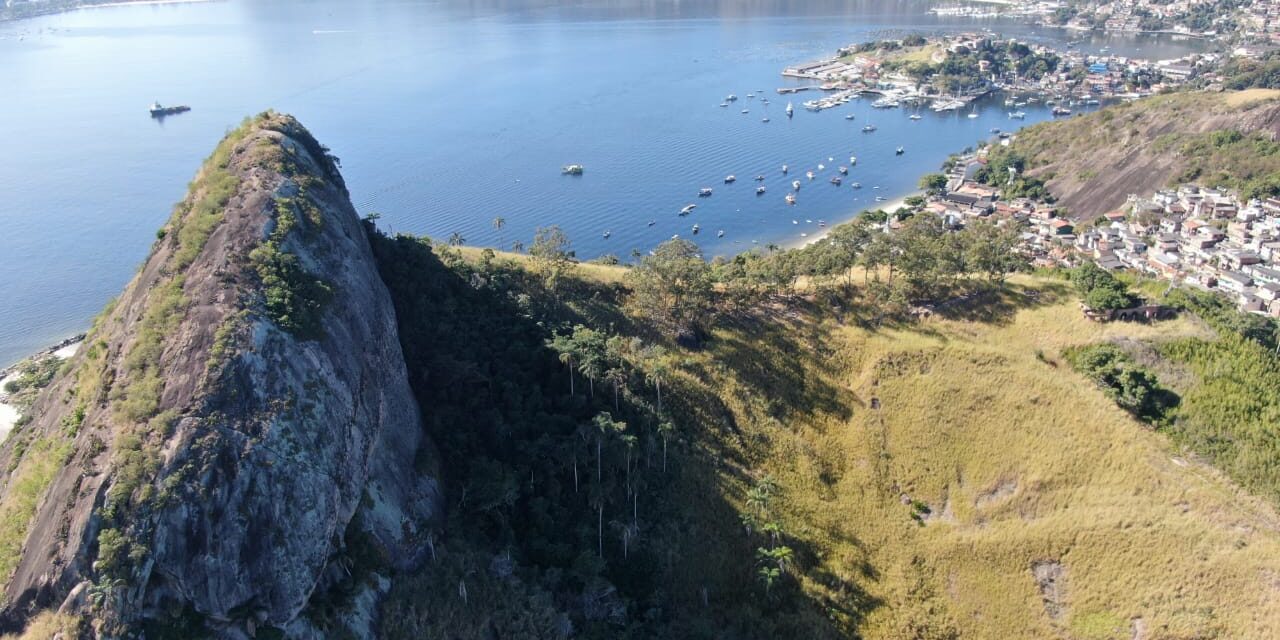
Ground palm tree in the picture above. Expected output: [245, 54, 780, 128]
[447, 231, 465, 246]
[761, 521, 783, 546]
[620, 432, 638, 494]
[605, 367, 627, 412]
[511, 240, 525, 253]
[548, 334, 576, 395]
[757, 566, 781, 597]
[746, 486, 771, 517]
[592, 412, 625, 483]
[645, 347, 670, 413]
[492, 217, 506, 250]
[573, 327, 607, 398]
[657, 421, 674, 473]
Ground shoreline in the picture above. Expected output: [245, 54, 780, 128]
[0, 0, 214, 23]
[785, 192, 916, 250]
[0, 334, 84, 440]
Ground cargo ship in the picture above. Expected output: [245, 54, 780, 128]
[149, 102, 191, 117]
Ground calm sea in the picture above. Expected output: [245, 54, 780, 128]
[0, 0, 1207, 366]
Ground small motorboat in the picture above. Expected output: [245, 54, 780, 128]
[806, 171, 815, 180]
[895, 147, 904, 155]
[967, 112, 978, 119]
[792, 180, 801, 190]
[680, 204, 697, 215]
[785, 194, 796, 205]
[756, 186, 766, 195]
[792, 219, 798, 225]
[717, 230, 725, 238]
[602, 230, 611, 239]
[726, 94, 738, 102]
[647, 220, 657, 227]
[849, 156, 857, 165]
[746, 93, 755, 98]
[876, 196, 886, 202]
[692, 224, 701, 234]
[838, 166, 848, 174]
[990, 127, 1001, 134]
[761, 117, 770, 123]
[724, 175, 736, 183]
[850, 182, 861, 189]
[830, 177, 842, 186]
[862, 124, 876, 132]
[699, 188, 713, 197]
[781, 164, 789, 174]
[561, 164, 584, 175]
[754, 174, 765, 181]
[1008, 111, 1026, 119]
[909, 114, 922, 120]
[845, 114, 855, 120]
[741, 109, 749, 114]
[720, 102, 729, 107]
[817, 163, 825, 171]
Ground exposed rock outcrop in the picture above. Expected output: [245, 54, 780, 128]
[0, 112, 440, 637]
[1006, 91, 1280, 220]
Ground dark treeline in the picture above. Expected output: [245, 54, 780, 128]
[356, 221, 852, 639]
[346, 204, 1026, 636]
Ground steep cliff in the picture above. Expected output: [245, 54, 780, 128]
[0, 112, 440, 637]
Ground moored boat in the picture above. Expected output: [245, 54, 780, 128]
[149, 102, 191, 117]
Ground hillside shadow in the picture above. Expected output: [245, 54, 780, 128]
[365, 231, 878, 638]
[928, 280, 1072, 326]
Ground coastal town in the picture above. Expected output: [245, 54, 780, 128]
[781, 32, 1217, 113]
[914, 145, 1280, 319]
[930, 0, 1280, 44]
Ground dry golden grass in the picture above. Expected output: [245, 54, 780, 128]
[0, 612, 82, 640]
[453, 246, 628, 284]
[450, 255, 1280, 637]
[692, 274, 1280, 638]
[1222, 88, 1280, 108]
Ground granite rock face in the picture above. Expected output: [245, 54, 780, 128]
[0, 113, 440, 637]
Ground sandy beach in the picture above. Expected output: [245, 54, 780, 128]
[784, 192, 917, 249]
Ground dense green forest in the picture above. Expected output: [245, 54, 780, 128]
[361, 228, 843, 638]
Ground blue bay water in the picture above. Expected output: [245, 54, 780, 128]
[0, 0, 1207, 366]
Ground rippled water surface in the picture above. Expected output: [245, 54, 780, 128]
[0, 0, 1208, 365]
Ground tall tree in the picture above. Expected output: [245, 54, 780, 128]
[492, 216, 506, 250]
[529, 225, 576, 295]
[626, 238, 715, 343]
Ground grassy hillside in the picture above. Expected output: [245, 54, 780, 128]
[990, 90, 1280, 220]
[365, 237, 1280, 639]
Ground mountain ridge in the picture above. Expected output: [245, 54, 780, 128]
[0, 112, 440, 637]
